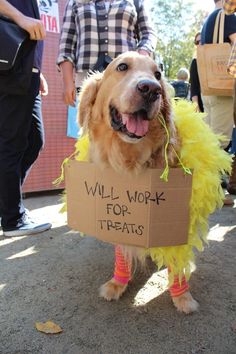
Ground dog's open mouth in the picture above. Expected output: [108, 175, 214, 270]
[110, 106, 149, 139]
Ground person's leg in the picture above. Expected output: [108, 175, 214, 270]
[227, 155, 236, 194]
[205, 95, 234, 203]
[206, 96, 234, 149]
[20, 93, 44, 184]
[201, 95, 211, 126]
[227, 80, 236, 194]
[0, 92, 36, 230]
[0, 73, 51, 235]
[200, 95, 233, 204]
[233, 79, 236, 127]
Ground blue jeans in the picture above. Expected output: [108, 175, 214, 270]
[0, 73, 44, 230]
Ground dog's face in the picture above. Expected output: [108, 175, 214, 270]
[79, 52, 176, 172]
[101, 52, 162, 143]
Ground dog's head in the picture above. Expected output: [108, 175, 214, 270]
[79, 52, 177, 172]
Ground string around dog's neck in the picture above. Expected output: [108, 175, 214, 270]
[157, 114, 191, 182]
[53, 115, 191, 186]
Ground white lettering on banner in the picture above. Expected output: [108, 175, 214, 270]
[39, 0, 60, 33]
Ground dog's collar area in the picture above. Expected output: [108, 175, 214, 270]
[110, 106, 149, 139]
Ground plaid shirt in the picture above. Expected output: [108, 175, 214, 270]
[57, 0, 157, 71]
[228, 42, 236, 77]
[223, 0, 236, 77]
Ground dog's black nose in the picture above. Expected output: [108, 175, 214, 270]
[137, 80, 162, 102]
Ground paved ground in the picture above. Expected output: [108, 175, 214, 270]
[0, 191, 235, 354]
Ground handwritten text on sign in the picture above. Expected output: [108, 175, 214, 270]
[84, 181, 166, 236]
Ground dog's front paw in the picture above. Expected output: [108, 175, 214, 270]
[172, 291, 199, 314]
[99, 278, 128, 301]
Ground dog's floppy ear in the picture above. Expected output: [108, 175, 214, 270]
[159, 80, 180, 165]
[78, 72, 103, 133]
[160, 80, 173, 124]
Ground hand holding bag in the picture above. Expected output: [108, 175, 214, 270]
[197, 10, 234, 96]
[0, 16, 28, 71]
[0, 16, 36, 95]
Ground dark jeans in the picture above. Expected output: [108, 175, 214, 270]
[0, 73, 44, 230]
[234, 79, 236, 126]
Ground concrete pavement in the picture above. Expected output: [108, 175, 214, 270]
[0, 191, 235, 354]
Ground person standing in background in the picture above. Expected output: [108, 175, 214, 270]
[200, 0, 236, 205]
[57, 0, 157, 107]
[171, 68, 190, 100]
[189, 32, 204, 112]
[200, 0, 236, 151]
[223, 0, 236, 195]
[0, 0, 52, 236]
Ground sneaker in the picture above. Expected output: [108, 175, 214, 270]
[3, 216, 52, 237]
[223, 195, 234, 206]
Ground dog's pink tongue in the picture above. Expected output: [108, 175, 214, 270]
[122, 113, 149, 137]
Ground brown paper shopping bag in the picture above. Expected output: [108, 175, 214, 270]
[197, 10, 234, 96]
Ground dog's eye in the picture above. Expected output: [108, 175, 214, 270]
[154, 71, 161, 80]
[117, 63, 128, 72]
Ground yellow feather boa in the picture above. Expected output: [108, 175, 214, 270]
[58, 100, 232, 282]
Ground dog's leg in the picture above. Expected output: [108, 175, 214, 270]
[168, 270, 199, 314]
[99, 245, 131, 301]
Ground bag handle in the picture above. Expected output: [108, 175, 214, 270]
[213, 10, 225, 44]
[219, 10, 225, 44]
[133, 0, 140, 42]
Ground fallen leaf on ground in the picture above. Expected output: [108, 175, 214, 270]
[35, 320, 63, 334]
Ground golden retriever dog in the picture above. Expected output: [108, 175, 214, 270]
[78, 51, 198, 314]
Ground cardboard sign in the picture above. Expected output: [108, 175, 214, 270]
[65, 161, 192, 248]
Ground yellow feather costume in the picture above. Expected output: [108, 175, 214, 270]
[58, 100, 232, 282]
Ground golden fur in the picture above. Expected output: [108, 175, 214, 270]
[78, 52, 198, 313]
[79, 52, 179, 173]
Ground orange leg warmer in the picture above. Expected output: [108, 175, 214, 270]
[168, 268, 189, 297]
[113, 245, 132, 284]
